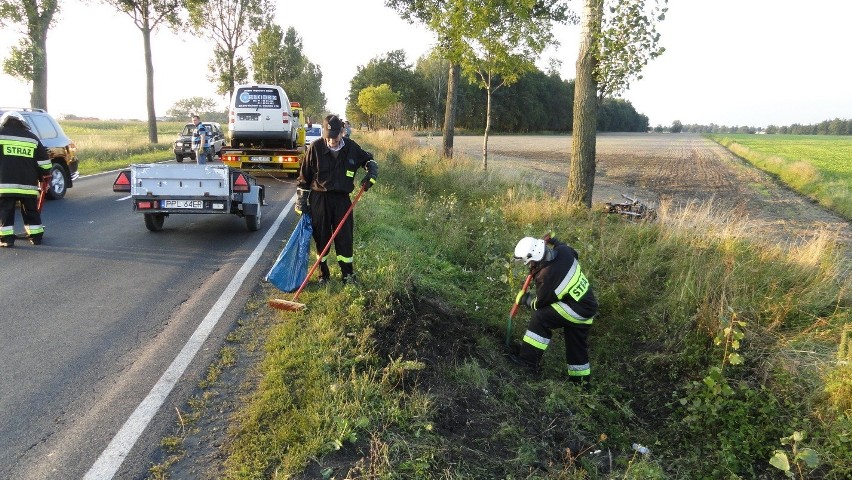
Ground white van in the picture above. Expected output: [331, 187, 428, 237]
[228, 84, 298, 149]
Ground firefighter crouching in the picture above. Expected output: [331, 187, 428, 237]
[509, 235, 598, 384]
[0, 111, 51, 247]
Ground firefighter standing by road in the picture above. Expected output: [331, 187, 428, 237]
[0, 111, 51, 247]
[295, 114, 378, 284]
[509, 235, 598, 383]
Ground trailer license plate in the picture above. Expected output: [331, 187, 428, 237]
[250, 156, 271, 162]
[164, 199, 204, 209]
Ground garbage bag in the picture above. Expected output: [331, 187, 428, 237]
[266, 213, 313, 292]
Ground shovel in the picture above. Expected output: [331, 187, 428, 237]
[269, 184, 367, 312]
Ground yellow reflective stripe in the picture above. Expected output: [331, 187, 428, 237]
[0, 139, 36, 157]
[25, 224, 44, 235]
[522, 330, 550, 350]
[346, 170, 355, 177]
[38, 159, 51, 168]
[552, 302, 594, 325]
[0, 226, 13, 234]
[556, 260, 590, 302]
[0, 187, 39, 196]
[567, 364, 590, 376]
[336, 254, 353, 263]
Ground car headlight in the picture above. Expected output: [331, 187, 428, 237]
[175, 142, 183, 147]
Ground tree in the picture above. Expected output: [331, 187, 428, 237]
[440, 0, 572, 170]
[102, 0, 183, 143]
[1, 0, 58, 110]
[250, 26, 326, 118]
[670, 119, 683, 133]
[346, 50, 420, 128]
[415, 50, 449, 130]
[189, 0, 273, 99]
[166, 97, 221, 120]
[357, 84, 401, 130]
[566, 0, 667, 207]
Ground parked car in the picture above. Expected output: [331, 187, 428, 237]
[304, 124, 322, 146]
[0, 107, 78, 199]
[173, 122, 225, 162]
[227, 84, 298, 149]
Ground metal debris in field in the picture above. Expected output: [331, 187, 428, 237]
[603, 194, 657, 221]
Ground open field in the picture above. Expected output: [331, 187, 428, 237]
[432, 133, 852, 258]
[708, 134, 852, 219]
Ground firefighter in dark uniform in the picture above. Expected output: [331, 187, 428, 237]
[510, 235, 598, 383]
[0, 111, 51, 247]
[295, 114, 378, 283]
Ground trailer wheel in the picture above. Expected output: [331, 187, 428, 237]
[245, 208, 261, 232]
[144, 213, 165, 232]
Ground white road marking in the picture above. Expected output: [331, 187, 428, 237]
[84, 194, 296, 479]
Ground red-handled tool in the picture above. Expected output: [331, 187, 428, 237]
[506, 233, 551, 346]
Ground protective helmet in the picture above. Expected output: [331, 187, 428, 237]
[0, 111, 28, 128]
[514, 237, 546, 265]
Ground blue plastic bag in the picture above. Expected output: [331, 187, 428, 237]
[266, 213, 313, 292]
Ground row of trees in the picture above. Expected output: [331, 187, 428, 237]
[345, 49, 649, 134]
[667, 119, 852, 135]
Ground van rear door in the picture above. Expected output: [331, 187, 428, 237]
[234, 86, 287, 134]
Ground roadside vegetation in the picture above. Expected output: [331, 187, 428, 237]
[218, 132, 850, 479]
[708, 134, 852, 221]
[60, 120, 180, 175]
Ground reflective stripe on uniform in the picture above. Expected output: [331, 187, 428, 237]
[346, 170, 355, 178]
[0, 136, 38, 158]
[567, 363, 591, 377]
[25, 224, 44, 235]
[38, 159, 51, 171]
[552, 301, 594, 325]
[555, 259, 590, 302]
[0, 184, 39, 196]
[0, 226, 13, 235]
[522, 330, 550, 351]
[336, 254, 352, 264]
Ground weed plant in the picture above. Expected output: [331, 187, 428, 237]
[225, 132, 850, 479]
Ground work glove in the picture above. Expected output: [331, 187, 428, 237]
[515, 291, 533, 309]
[40, 174, 52, 183]
[295, 187, 310, 215]
[361, 175, 376, 191]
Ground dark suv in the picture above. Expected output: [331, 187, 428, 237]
[173, 122, 225, 162]
[0, 107, 79, 199]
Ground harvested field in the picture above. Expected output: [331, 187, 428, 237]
[427, 133, 852, 266]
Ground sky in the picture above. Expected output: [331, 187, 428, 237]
[1, 0, 850, 128]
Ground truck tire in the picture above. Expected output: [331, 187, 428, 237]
[245, 207, 261, 231]
[176, 155, 184, 163]
[144, 213, 165, 232]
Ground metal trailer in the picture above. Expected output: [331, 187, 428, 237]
[112, 163, 265, 232]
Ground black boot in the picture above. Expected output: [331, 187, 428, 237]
[0, 235, 14, 247]
[318, 261, 330, 284]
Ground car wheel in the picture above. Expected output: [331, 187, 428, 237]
[144, 213, 165, 232]
[189, 152, 196, 161]
[245, 207, 261, 232]
[47, 164, 67, 200]
[176, 155, 184, 163]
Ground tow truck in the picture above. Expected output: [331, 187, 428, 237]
[220, 101, 307, 178]
[112, 163, 265, 232]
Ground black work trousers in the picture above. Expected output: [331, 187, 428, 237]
[0, 196, 42, 242]
[519, 305, 591, 378]
[309, 191, 354, 278]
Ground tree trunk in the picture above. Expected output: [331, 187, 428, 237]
[30, 27, 48, 110]
[442, 63, 460, 159]
[482, 86, 491, 170]
[566, 0, 602, 207]
[142, 23, 158, 144]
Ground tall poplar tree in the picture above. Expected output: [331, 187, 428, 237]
[0, 0, 57, 110]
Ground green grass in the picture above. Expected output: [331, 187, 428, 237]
[222, 132, 851, 479]
[60, 120, 183, 174]
[708, 134, 852, 220]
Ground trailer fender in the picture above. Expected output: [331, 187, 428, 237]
[240, 185, 261, 215]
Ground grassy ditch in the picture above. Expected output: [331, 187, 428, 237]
[708, 134, 852, 221]
[221, 132, 851, 479]
[60, 120, 182, 174]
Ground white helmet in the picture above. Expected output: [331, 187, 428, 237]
[514, 237, 546, 265]
[0, 111, 27, 128]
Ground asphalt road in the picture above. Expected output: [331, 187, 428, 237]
[0, 163, 298, 479]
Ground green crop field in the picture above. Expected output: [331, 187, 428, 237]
[709, 134, 852, 220]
